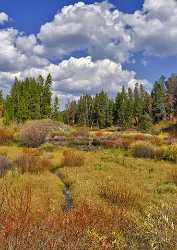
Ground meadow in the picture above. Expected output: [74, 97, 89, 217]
[0, 119, 176, 250]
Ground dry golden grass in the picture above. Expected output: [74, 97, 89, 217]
[0, 127, 15, 144]
[99, 182, 145, 209]
[60, 149, 85, 167]
[0, 126, 176, 249]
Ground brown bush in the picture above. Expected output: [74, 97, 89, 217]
[103, 138, 130, 150]
[61, 150, 85, 167]
[71, 128, 89, 137]
[131, 141, 156, 159]
[14, 149, 50, 174]
[0, 128, 14, 144]
[0, 155, 11, 177]
[19, 120, 60, 147]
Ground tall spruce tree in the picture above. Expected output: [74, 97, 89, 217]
[151, 77, 166, 122]
[41, 74, 52, 118]
[4, 75, 53, 123]
[114, 87, 133, 128]
[52, 96, 60, 120]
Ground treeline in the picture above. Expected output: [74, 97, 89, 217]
[0, 74, 60, 124]
[64, 75, 177, 130]
[1, 74, 177, 130]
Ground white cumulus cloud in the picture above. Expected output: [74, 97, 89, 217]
[122, 0, 177, 56]
[0, 12, 8, 24]
[36, 1, 133, 63]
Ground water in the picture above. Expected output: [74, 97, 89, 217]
[63, 190, 73, 212]
[52, 169, 73, 212]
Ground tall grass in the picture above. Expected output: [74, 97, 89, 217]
[61, 150, 85, 167]
[14, 149, 51, 174]
[99, 182, 144, 209]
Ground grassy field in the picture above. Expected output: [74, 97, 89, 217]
[0, 120, 176, 249]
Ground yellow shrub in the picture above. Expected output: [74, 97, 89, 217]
[61, 150, 85, 167]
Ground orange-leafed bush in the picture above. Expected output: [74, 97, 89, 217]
[0, 185, 149, 250]
[14, 149, 50, 174]
[95, 131, 105, 137]
[0, 184, 33, 250]
[0, 182, 175, 249]
[61, 150, 85, 167]
[0, 128, 14, 144]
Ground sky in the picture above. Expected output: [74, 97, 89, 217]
[0, 0, 177, 106]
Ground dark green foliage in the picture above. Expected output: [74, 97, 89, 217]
[152, 76, 166, 122]
[114, 86, 134, 128]
[139, 113, 153, 131]
[1, 72, 177, 130]
[52, 96, 60, 120]
[4, 74, 53, 123]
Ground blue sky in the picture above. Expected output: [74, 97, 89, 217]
[0, 0, 177, 101]
[0, 0, 144, 33]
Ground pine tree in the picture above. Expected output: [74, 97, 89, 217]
[151, 77, 166, 122]
[41, 74, 52, 118]
[0, 90, 4, 118]
[114, 87, 133, 128]
[139, 113, 153, 131]
[52, 96, 60, 120]
[165, 74, 177, 120]
[4, 75, 53, 123]
[93, 90, 108, 128]
[105, 99, 113, 127]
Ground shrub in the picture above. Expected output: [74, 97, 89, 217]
[14, 149, 50, 174]
[154, 146, 167, 160]
[131, 141, 156, 159]
[144, 203, 177, 249]
[72, 128, 89, 137]
[61, 150, 85, 167]
[170, 169, 177, 185]
[95, 131, 104, 137]
[138, 113, 153, 131]
[0, 155, 11, 177]
[19, 120, 60, 147]
[155, 183, 177, 194]
[163, 144, 177, 162]
[103, 138, 130, 150]
[99, 182, 144, 209]
[40, 143, 56, 152]
[0, 128, 14, 144]
[150, 135, 164, 146]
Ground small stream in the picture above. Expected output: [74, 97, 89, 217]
[52, 169, 73, 212]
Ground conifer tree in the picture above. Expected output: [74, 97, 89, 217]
[151, 77, 166, 122]
[52, 96, 60, 120]
[41, 74, 52, 118]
